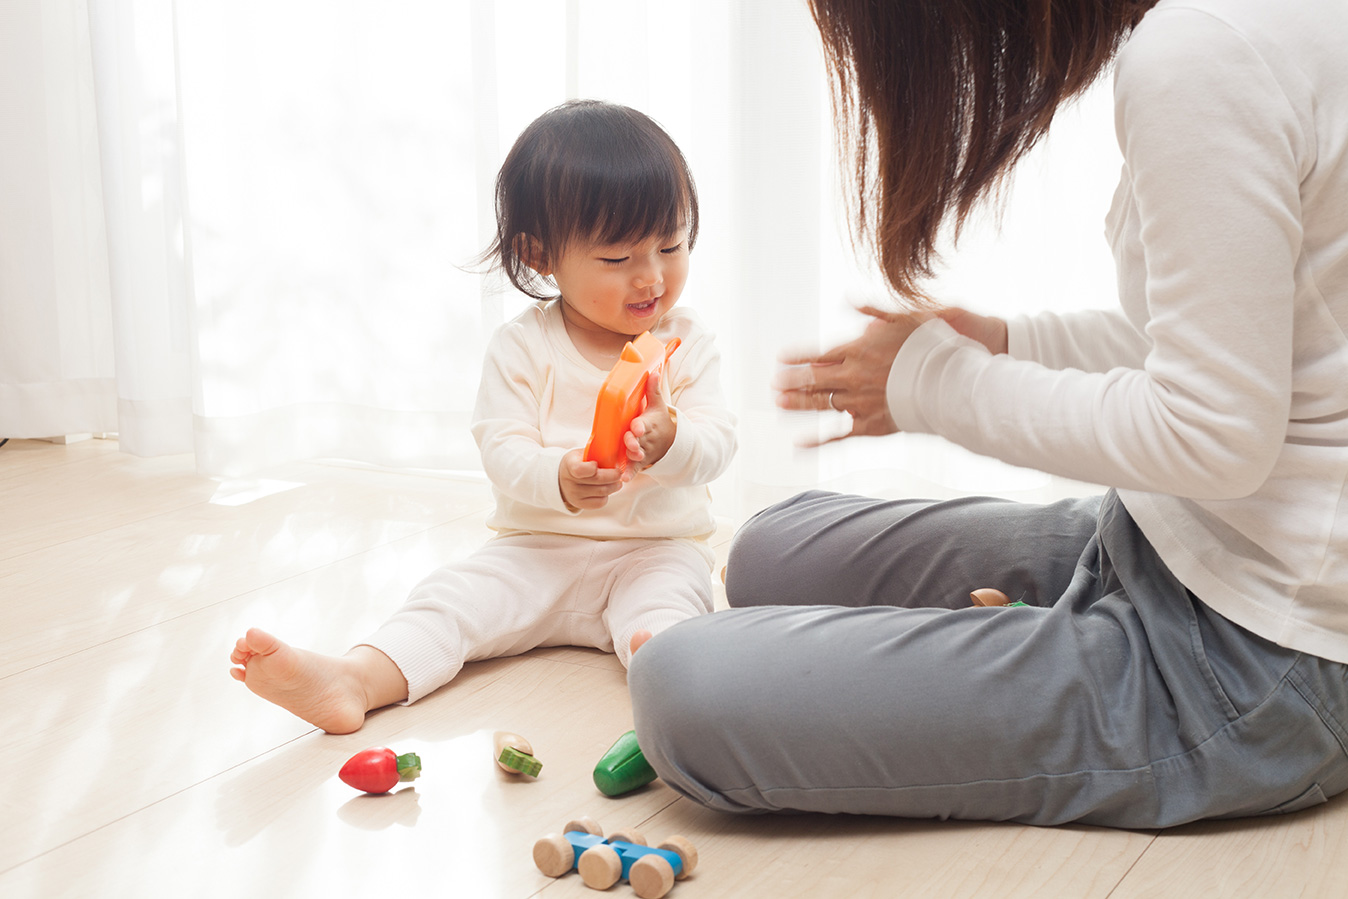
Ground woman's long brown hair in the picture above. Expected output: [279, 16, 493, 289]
[808, 0, 1157, 302]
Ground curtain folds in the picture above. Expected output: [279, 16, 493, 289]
[2, 0, 1121, 513]
[1, 1, 118, 439]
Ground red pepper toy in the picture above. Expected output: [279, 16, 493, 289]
[339, 747, 422, 794]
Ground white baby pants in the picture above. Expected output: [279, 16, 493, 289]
[363, 532, 714, 703]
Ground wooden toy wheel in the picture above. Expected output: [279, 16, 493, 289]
[629, 854, 675, 899]
[607, 828, 646, 845]
[577, 844, 622, 890]
[657, 835, 699, 878]
[564, 816, 603, 836]
[532, 834, 574, 878]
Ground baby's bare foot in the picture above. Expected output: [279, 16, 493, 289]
[229, 628, 369, 734]
[629, 629, 654, 656]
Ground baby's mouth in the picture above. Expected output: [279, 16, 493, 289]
[628, 297, 659, 313]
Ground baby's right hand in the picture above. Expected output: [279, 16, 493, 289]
[559, 448, 624, 511]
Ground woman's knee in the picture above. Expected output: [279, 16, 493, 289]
[628, 616, 760, 810]
[629, 617, 715, 732]
[725, 490, 839, 608]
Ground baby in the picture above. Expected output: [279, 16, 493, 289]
[229, 100, 736, 733]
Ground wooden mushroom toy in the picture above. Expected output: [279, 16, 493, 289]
[970, 588, 1012, 607]
[494, 730, 542, 777]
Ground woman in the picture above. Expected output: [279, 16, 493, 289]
[628, 0, 1348, 828]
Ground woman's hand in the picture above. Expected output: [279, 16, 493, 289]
[773, 305, 933, 446]
[936, 306, 1007, 355]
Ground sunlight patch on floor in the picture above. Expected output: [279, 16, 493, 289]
[209, 479, 304, 507]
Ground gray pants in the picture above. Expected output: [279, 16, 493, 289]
[628, 490, 1348, 827]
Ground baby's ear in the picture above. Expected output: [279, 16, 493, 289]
[513, 234, 550, 276]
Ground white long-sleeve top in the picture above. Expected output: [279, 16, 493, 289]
[887, 0, 1348, 663]
[471, 300, 736, 541]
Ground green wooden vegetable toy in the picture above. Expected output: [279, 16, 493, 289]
[594, 730, 658, 797]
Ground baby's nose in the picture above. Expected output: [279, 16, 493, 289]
[633, 266, 663, 289]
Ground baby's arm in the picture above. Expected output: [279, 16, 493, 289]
[472, 323, 584, 513]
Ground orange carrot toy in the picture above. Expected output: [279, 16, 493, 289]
[584, 331, 680, 472]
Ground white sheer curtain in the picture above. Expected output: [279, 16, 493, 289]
[2, 0, 1120, 514]
[1, 1, 119, 440]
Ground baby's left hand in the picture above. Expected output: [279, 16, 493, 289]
[622, 371, 675, 479]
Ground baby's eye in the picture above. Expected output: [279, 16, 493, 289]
[660, 243, 685, 255]
[599, 256, 629, 265]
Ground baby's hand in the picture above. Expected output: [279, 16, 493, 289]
[559, 448, 623, 511]
[622, 371, 676, 477]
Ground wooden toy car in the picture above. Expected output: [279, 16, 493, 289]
[533, 816, 698, 899]
[583, 331, 680, 472]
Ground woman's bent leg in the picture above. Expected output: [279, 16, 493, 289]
[632, 587, 1166, 826]
[725, 491, 1102, 610]
[632, 493, 1348, 828]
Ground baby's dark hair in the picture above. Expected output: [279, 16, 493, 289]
[485, 99, 699, 300]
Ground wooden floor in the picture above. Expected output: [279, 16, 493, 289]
[2, 437, 1344, 898]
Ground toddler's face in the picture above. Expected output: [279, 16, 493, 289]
[550, 227, 689, 339]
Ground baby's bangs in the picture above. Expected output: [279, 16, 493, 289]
[574, 156, 693, 248]
[549, 115, 698, 250]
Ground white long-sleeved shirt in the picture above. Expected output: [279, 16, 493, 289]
[471, 300, 736, 541]
[887, 0, 1348, 663]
